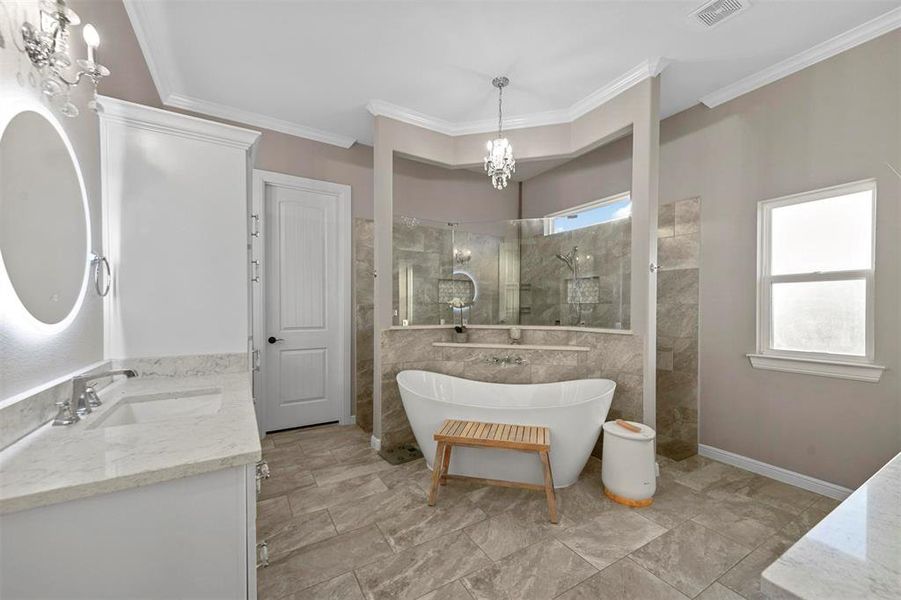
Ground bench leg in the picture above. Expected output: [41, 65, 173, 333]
[539, 450, 558, 524]
[428, 442, 446, 506]
[440, 444, 452, 485]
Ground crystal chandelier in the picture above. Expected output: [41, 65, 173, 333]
[19, 0, 110, 117]
[484, 76, 515, 190]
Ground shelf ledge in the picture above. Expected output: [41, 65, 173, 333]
[434, 342, 590, 352]
[746, 353, 885, 383]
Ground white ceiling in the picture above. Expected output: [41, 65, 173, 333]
[126, 1, 900, 147]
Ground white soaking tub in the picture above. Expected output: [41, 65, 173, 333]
[396, 370, 616, 488]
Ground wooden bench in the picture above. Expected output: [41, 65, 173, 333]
[427, 419, 558, 523]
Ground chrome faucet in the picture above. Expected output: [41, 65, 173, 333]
[53, 369, 138, 426]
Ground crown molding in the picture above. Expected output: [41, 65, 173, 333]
[368, 58, 669, 137]
[122, 0, 356, 149]
[701, 7, 901, 108]
[164, 93, 357, 149]
[97, 95, 261, 150]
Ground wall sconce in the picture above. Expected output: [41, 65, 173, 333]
[20, 0, 109, 117]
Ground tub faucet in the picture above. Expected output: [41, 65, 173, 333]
[53, 369, 138, 426]
[486, 355, 527, 367]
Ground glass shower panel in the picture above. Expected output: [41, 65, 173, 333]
[392, 216, 454, 326]
[391, 213, 631, 329]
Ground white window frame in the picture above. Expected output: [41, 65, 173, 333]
[749, 179, 884, 382]
[543, 191, 631, 235]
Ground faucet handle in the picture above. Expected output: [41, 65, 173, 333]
[84, 386, 102, 408]
[53, 399, 79, 426]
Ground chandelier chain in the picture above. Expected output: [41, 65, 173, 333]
[497, 84, 503, 138]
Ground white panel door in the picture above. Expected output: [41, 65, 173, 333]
[262, 174, 350, 431]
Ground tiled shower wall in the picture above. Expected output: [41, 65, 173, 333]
[379, 327, 644, 456]
[520, 218, 631, 329]
[656, 198, 701, 460]
[353, 218, 375, 432]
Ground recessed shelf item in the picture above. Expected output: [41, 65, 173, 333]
[432, 342, 590, 352]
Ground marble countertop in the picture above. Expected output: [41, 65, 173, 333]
[761, 452, 901, 599]
[0, 372, 261, 515]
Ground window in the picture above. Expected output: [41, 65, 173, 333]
[544, 191, 631, 235]
[751, 179, 883, 382]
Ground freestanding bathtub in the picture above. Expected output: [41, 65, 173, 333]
[396, 370, 616, 488]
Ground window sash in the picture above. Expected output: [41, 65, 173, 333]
[756, 180, 876, 364]
[543, 191, 631, 235]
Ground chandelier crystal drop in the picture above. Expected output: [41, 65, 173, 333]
[484, 76, 515, 190]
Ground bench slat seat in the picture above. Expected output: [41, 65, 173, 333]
[428, 418, 558, 523]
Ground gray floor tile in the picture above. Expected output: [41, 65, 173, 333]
[673, 462, 756, 494]
[465, 485, 535, 516]
[696, 582, 745, 600]
[555, 510, 667, 570]
[557, 557, 689, 600]
[267, 509, 337, 561]
[462, 539, 597, 600]
[378, 497, 487, 552]
[312, 455, 395, 486]
[464, 503, 566, 561]
[630, 521, 751, 598]
[257, 495, 292, 538]
[260, 464, 316, 500]
[691, 495, 794, 548]
[355, 531, 490, 600]
[288, 474, 388, 515]
[705, 475, 820, 516]
[416, 580, 475, 600]
[638, 481, 714, 529]
[258, 525, 391, 600]
[286, 572, 364, 600]
[329, 483, 427, 533]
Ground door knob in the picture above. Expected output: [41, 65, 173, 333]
[268, 336, 284, 344]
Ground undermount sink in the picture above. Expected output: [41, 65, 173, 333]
[89, 388, 223, 429]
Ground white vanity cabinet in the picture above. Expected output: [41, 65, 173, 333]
[0, 464, 260, 599]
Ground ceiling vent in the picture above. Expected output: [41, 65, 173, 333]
[690, 0, 751, 29]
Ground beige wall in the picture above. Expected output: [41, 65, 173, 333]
[521, 135, 633, 218]
[509, 31, 900, 488]
[664, 32, 900, 489]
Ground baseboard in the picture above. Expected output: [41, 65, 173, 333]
[698, 444, 853, 501]
[370, 435, 381, 451]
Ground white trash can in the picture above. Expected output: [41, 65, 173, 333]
[601, 419, 657, 507]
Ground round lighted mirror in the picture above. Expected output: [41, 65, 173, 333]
[0, 108, 90, 330]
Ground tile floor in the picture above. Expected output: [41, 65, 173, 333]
[257, 425, 839, 600]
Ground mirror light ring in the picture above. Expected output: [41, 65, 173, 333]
[0, 101, 92, 336]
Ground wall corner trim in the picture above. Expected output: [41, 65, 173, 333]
[746, 353, 885, 383]
[97, 95, 262, 150]
[700, 7, 901, 108]
[698, 444, 853, 501]
[370, 435, 381, 451]
[367, 57, 670, 136]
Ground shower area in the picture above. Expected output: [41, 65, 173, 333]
[392, 212, 631, 330]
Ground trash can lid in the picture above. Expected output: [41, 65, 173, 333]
[603, 419, 656, 441]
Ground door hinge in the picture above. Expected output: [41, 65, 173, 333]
[250, 213, 260, 238]
[251, 259, 261, 283]
[252, 348, 261, 371]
